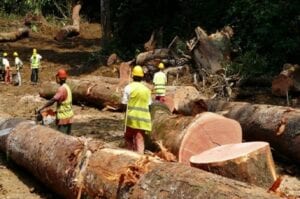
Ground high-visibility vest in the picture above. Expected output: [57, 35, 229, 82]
[126, 82, 152, 132]
[57, 84, 74, 120]
[153, 71, 166, 96]
[31, 55, 40, 69]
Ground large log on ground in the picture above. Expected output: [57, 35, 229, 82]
[0, 119, 280, 199]
[190, 142, 277, 188]
[151, 111, 242, 164]
[207, 100, 300, 163]
[39, 78, 204, 113]
[39, 79, 122, 110]
[0, 27, 29, 42]
[164, 86, 207, 115]
[136, 48, 170, 65]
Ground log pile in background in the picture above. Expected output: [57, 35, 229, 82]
[151, 110, 242, 164]
[207, 100, 300, 164]
[0, 27, 29, 42]
[190, 142, 277, 188]
[0, 119, 280, 199]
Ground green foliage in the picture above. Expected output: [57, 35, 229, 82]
[227, 0, 300, 77]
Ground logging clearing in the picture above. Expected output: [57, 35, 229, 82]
[0, 15, 299, 199]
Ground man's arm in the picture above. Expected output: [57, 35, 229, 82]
[38, 98, 56, 113]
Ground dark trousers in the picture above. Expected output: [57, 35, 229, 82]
[57, 124, 72, 135]
[31, 68, 39, 83]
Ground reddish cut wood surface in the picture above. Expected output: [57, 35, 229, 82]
[178, 112, 242, 164]
[190, 142, 268, 163]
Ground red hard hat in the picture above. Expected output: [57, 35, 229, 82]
[56, 69, 67, 79]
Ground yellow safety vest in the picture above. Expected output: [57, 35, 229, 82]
[126, 82, 152, 132]
[31, 55, 40, 69]
[153, 71, 166, 96]
[57, 84, 74, 120]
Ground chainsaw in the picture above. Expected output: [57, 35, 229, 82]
[35, 108, 56, 125]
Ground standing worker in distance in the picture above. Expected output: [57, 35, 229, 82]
[153, 62, 167, 102]
[121, 65, 152, 153]
[30, 48, 42, 84]
[2, 52, 11, 84]
[13, 52, 23, 86]
[38, 69, 74, 134]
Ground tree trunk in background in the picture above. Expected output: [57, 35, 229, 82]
[151, 111, 242, 164]
[55, 2, 81, 41]
[101, 0, 111, 44]
[207, 100, 300, 164]
[0, 119, 280, 199]
[0, 27, 29, 42]
[190, 142, 277, 188]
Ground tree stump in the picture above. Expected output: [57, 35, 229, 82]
[190, 142, 277, 188]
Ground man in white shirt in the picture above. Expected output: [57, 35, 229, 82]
[13, 52, 23, 86]
[2, 52, 11, 84]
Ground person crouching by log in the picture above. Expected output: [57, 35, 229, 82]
[121, 65, 152, 153]
[153, 62, 167, 102]
[38, 69, 74, 134]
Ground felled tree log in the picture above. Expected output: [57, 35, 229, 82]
[151, 111, 242, 164]
[40, 79, 121, 109]
[55, 3, 81, 41]
[190, 142, 277, 188]
[0, 119, 280, 199]
[136, 48, 170, 65]
[164, 86, 207, 115]
[207, 100, 300, 163]
[0, 27, 29, 42]
[39, 78, 204, 113]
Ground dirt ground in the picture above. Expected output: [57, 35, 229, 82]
[0, 20, 299, 198]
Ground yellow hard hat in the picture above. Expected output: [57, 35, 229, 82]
[13, 52, 18, 57]
[132, 65, 144, 77]
[158, 62, 165, 69]
[3, 52, 7, 57]
[33, 48, 37, 55]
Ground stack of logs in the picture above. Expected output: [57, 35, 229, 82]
[0, 119, 280, 198]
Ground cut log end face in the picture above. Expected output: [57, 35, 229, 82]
[178, 112, 242, 164]
[190, 142, 277, 188]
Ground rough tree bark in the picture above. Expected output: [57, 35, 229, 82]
[135, 48, 170, 66]
[55, 2, 82, 41]
[190, 142, 277, 188]
[0, 119, 280, 199]
[207, 100, 300, 163]
[0, 27, 30, 42]
[151, 111, 242, 164]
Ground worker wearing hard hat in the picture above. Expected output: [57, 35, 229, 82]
[121, 65, 152, 153]
[153, 62, 167, 102]
[38, 69, 74, 134]
[13, 52, 23, 86]
[2, 52, 11, 84]
[30, 48, 42, 84]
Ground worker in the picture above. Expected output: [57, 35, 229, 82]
[153, 62, 167, 102]
[121, 65, 152, 153]
[30, 48, 42, 84]
[13, 52, 23, 86]
[2, 52, 11, 84]
[38, 69, 74, 134]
